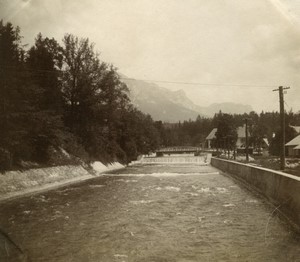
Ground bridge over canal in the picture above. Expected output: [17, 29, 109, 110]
[156, 146, 201, 156]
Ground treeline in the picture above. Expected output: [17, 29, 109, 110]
[0, 21, 160, 171]
[157, 111, 300, 155]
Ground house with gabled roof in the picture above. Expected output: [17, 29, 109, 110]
[236, 124, 250, 148]
[290, 125, 300, 134]
[205, 128, 217, 149]
[205, 124, 250, 149]
[285, 134, 300, 157]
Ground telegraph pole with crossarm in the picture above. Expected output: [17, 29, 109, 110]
[273, 86, 290, 170]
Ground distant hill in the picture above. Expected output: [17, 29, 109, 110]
[122, 77, 253, 122]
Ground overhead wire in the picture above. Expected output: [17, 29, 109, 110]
[120, 77, 278, 88]
[1, 65, 282, 89]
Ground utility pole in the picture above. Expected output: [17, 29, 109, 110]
[244, 118, 250, 162]
[273, 86, 290, 170]
[227, 136, 230, 159]
[233, 146, 236, 160]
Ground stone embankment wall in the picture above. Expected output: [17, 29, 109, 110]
[0, 166, 90, 195]
[0, 162, 124, 201]
[211, 157, 300, 230]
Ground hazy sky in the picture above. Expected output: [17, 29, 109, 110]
[1, 0, 300, 112]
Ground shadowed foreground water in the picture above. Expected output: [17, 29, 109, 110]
[0, 164, 299, 261]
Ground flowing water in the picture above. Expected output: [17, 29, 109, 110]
[0, 164, 299, 261]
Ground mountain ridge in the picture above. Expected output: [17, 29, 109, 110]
[122, 77, 253, 122]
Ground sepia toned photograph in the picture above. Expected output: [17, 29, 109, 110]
[0, 0, 300, 261]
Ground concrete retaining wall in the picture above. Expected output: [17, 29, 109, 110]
[211, 157, 300, 230]
[0, 162, 124, 202]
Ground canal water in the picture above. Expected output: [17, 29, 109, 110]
[0, 164, 299, 261]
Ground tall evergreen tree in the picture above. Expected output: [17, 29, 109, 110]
[0, 21, 34, 169]
[27, 33, 63, 111]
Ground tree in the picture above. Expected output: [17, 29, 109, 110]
[23, 34, 69, 163]
[0, 21, 34, 168]
[215, 113, 238, 151]
[61, 34, 132, 162]
[270, 124, 297, 156]
[61, 34, 106, 133]
[98, 65, 130, 140]
[27, 33, 63, 111]
[116, 107, 160, 162]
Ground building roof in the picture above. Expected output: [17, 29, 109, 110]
[206, 128, 217, 140]
[263, 138, 269, 147]
[206, 125, 250, 140]
[294, 144, 300, 149]
[285, 134, 300, 146]
[290, 125, 300, 134]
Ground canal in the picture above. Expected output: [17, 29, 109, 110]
[0, 164, 299, 261]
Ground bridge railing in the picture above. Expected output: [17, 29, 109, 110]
[156, 147, 201, 153]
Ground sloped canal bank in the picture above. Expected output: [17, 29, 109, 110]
[0, 164, 299, 261]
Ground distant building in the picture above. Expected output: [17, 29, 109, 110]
[290, 125, 300, 134]
[285, 134, 300, 157]
[263, 138, 269, 147]
[205, 124, 250, 149]
[205, 128, 217, 149]
[252, 137, 269, 156]
[236, 124, 249, 148]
